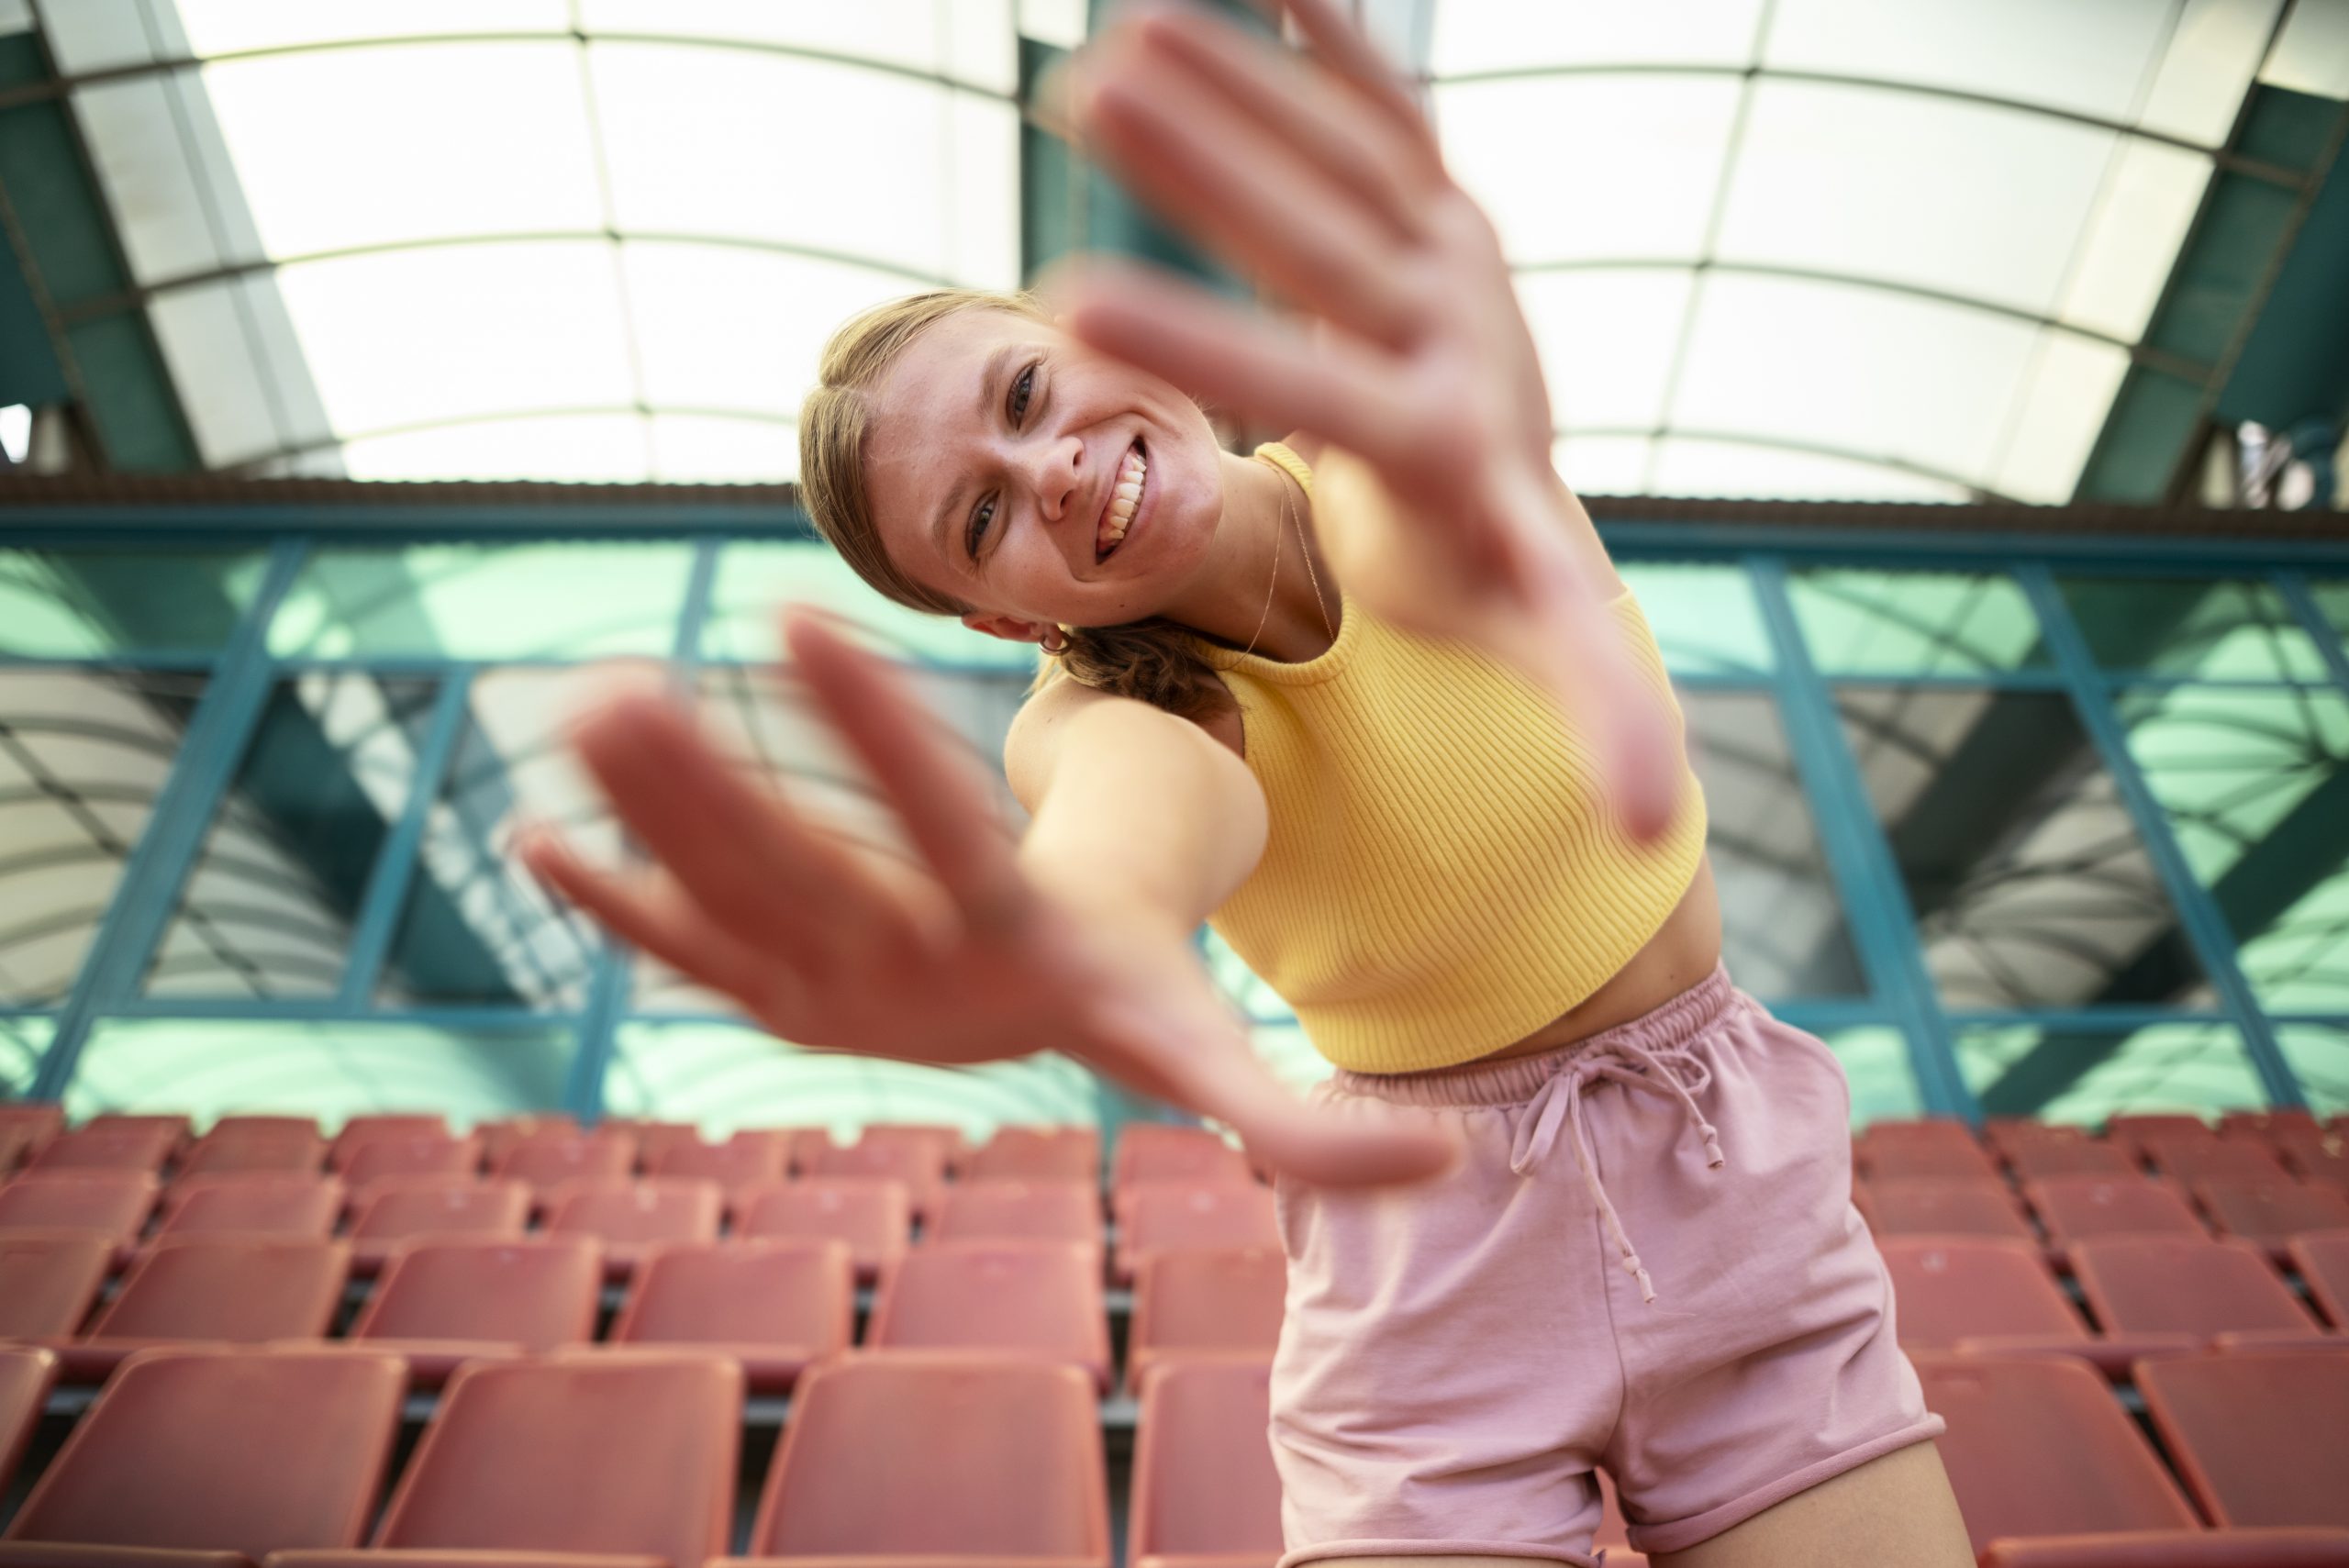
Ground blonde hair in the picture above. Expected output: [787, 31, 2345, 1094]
[797, 288, 1235, 724]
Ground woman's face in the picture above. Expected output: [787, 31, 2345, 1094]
[863, 307, 1226, 642]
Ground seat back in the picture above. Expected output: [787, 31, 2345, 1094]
[867, 1240, 1109, 1388]
[2144, 1134, 2292, 1184]
[25, 1124, 176, 1175]
[611, 1239, 853, 1352]
[2136, 1351, 2349, 1529]
[930, 1179, 1104, 1248]
[2193, 1180, 2349, 1252]
[328, 1114, 451, 1170]
[2287, 1229, 2349, 1328]
[0, 1171, 159, 1243]
[2026, 1174, 2206, 1245]
[649, 1136, 785, 1191]
[491, 1130, 636, 1200]
[349, 1177, 531, 1245]
[1856, 1179, 2035, 1241]
[0, 1232, 113, 1338]
[88, 1237, 349, 1343]
[1881, 1238, 2087, 1350]
[0, 1347, 60, 1496]
[1112, 1125, 1250, 1191]
[812, 1132, 950, 1217]
[1855, 1120, 2000, 1182]
[157, 1174, 344, 1240]
[1131, 1248, 1286, 1369]
[1130, 1356, 1283, 1563]
[340, 1133, 482, 1193]
[545, 1178, 721, 1248]
[1113, 1182, 1279, 1284]
[178, 1125, 326, 1177]
[375, 1354, 741, 1567]
[748, 1352, 1109, 1562]
[2072, 1238, 2318, 1339]
[732, 1178, 909, 1282]
[352, 1237, 600, 1348]
[968, 1126, 1100, 1184]
[1, 1347, 404, 1555]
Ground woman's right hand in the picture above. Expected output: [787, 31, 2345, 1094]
[518, 606, 1456, 1189]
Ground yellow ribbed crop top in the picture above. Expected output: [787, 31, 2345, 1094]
[1182, 443, 1709, 1075]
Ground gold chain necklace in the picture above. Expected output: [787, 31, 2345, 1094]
[1241, 453, 1335, 658]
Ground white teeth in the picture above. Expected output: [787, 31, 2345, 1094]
[1099, 446, 1146, 557]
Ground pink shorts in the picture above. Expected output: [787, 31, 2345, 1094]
[1267, 962, 1943, 1564]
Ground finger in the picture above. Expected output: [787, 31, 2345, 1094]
[516, 825, 810, 1029]
[781, 606, 1036, 939]
[1279, 0, 1439, 157]
[1130, 4, 1439, 243]
[569, 687, 921, 971]
[1073, 21, 1429, 348]
[1050, 256, 1412, 458]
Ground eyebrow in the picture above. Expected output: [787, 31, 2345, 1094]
[928, 344, 1018, 566]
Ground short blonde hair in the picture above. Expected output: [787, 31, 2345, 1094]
[796, 288, 1234, 722]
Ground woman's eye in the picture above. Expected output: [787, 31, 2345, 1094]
[966, 495, 996, 561]
[1010, 363, 1036, 424]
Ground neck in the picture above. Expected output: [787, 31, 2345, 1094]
[1165, 446, 1340, 662]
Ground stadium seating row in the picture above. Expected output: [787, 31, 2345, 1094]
[1854, 1172, 2349, 1262]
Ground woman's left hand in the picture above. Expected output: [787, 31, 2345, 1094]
[1044, 0, 1682, 840]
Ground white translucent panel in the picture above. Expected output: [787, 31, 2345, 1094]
[37, 0, 190, 73]
[339, 413, 651, 482]
[0, 1, 30, 38]
[2057, 139, 2211, 342]
[589, 42, 1018, 285]
[947, 95, 1021, 286]
[1718, 82, 2110, 318]
[621, 243, 911, 413]
[227, 272, 340, 459]
[274, 240, 635, 436]
[2262, 0, 2349, 98]
[2142, 0, 2286, 143]
[1762, 0, 2173, 127]
[1670, 272, 2040, 489]
[580, 0, 1019, 95]
[1434, 75, 1741, 264]
[201, 43, 604, 258]
[1552, 436, 1654, 495]
[650, 414, 796, 482]
[1019, 0, 1086, 50]
[1431, 0, 1766, 73]
[72, 76, 233, 283]
[148, 280, 280, 467]
[1990, 329, 2132, 504]
[1516, 269, 1693, 430]
[1651, 437, 1971, 501]
[174, 0, 569, 53]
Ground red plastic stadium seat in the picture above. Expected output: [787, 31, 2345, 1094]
[328, 1114, 450, 1168]
[2222, 1110, 2322, 1138]
[1129, 1249, 1286, 1393]
[1855, 1120, 2001, 1183]
[2072, 1239, 2321, 1344]
[2137, 1351, 2349, 1529]
[968, 1126, 1101, 1184]
[2193, 1180, 2349, 1264]
[1855, 1179, 2037, 1242]
[1130, 1356, 1282, 1568]
[64, 1238, 349, 1382]
[0, 1106, 64, 1140]
[491, 1129, 637, 1207]
[0, 1124, 42, 1175]
[780, 1127, 834, 1176]
[811, 1130, 951, 1220]
[2143, 1134, 2292, 1185]
[1977, 1529, 2349, 1566]
[1882, 1238, 2095, 1351]
[608, 1240, 853, 1393]
[344, 1178, 530, 1278]
[1915, 1352, 2199, 1555]
[1113, 1183, 1280, 1286]
[732, 1178, 909, 1285]
[339, 1133, 482, 1195]
[2288, 1230, 2349, 1329]
[2027, 1174, 2208, 1250]
[545, 1178, 722, 1279]
[2005, 1140, 2141, 1180]
[178, 1125, 326, 1178]
[0, 1346, 404, 1565]
[2272, 1128, 2349, 1194]
[1113, 1125, 1252, 1192]
[929, 1180, 1105, 1250]
[733, 1351, 1110, 1566]
[473, 1114, 581, 1166]
[269, 1352, 740, 1568]
[2107, 1114, 2218, 1164]
[0, 1232, 113, 1339]
[867, 1240, 1112, 1393]
[0, 1347, 59, 1496]
[0, 1171, 160, 1260]
[348, 1237, 600, 1387]
[649, 1134, 786, 1193]
[155, 1175, 343, 1241]
[26, 1123, 177, 1176]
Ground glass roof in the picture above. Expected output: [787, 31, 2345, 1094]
[33, 0, 2344, 498]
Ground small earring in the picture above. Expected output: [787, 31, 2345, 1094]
[1040, 627, 1069, 656]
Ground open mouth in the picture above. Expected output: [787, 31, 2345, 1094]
[1096, 438, 1146, 564]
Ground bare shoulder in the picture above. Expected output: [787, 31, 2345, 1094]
[1005, 666, 1245, 813]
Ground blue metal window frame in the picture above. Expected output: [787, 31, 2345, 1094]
[3, 513, 2345, 1125]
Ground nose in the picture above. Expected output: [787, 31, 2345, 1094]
[1020, 433, 1084, 524]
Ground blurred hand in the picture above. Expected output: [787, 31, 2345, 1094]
[520, 607, 1456, 1188]
[1043, 0, 1682, 840]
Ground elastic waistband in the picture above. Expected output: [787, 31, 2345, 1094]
[1330, 960, 1742, 1107]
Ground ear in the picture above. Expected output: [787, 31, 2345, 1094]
[962, 611, 1053, 646]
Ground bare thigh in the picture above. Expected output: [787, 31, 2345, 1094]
[1651, 1442, 1972, 1568]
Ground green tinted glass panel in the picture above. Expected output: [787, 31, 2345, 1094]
[143, 675, 438, 1000]
[0, 670, 206, 1006]
[1837, 687, 2203, 1009]
[269, 544, 695, 659]
[2310, 578, 2349, 645]
[1686, 692, 1865, 1001]
[0, 1017, 50, 1096]
[1957, 1020, 2266, 1123]
[701, 541, 1041, 668]
[2276, 1024, 2348, 1117]
[2121, 685, 2349, 1013]
[605, 1021, 1097, 1140]
[1814, 1024, 1924, 1129]
[0, 549, 268, 658]
[1792, 569, 2048, 674]
[64, 1018, 573, 1127]
[2057, 576, 2329, 681]
[1617, 562, 1775, 675]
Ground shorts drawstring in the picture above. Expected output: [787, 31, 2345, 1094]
[1506, 1036, 1727, 1304]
